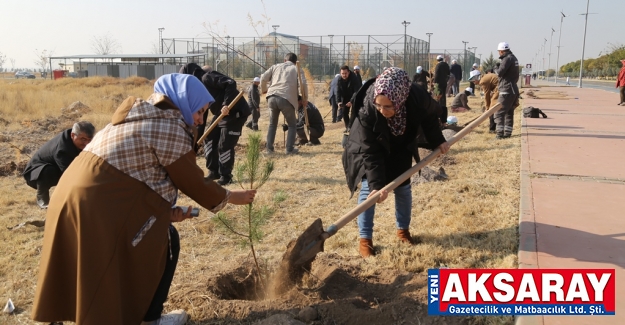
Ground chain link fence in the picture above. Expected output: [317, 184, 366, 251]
[162, 33, 430, 80]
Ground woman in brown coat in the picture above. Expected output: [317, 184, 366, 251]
[32, 74, 256, 325]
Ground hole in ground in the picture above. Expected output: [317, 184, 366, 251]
[207, 265, 266, 301]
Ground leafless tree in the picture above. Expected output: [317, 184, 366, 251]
[149, 42, 160, 55]
[0, 52, 6, 72]
[10, 58, 16, 71]
[34, 49, 53, 72]
[91, 33, 122, 55]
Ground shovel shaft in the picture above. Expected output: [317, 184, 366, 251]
[326, 102, 503, 236]
[296, 61, 310, 135]
[196, 91, 245, 145]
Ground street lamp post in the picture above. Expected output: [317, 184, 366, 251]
[426, 32, 433, 71]
[158, 27, 165, 55]
[579, 0, 591, 88]
[542, 38, 547, 78]
[272, 25, 280, 64]
[548, 28, 555, 82]
[555, 11, 566, 84]
[402, 21, 410, 70]
[462, 41, 468, 80]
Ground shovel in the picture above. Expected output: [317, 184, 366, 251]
[196, 90, 245, 146]
[284, 102, 503, 269]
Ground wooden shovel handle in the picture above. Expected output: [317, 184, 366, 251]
[296, 61, 310, 134]
[196, 91, 245, 145]
[325, 102, 503, 236]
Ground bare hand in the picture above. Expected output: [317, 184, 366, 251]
[346, 102, 352, 108]
[368, 189, 388, 203]
[302, 100, 308, 108]
[228, 189, 257, 205]
[170, 206, 194, 222]
[438, 142, 450, 154]
[221, 106, 230, 116]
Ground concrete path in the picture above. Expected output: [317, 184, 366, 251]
[517, 83, 625, 325]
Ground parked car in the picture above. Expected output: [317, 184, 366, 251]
[15, 71, 36, 79]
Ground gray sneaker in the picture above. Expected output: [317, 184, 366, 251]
[286, 148, 299, 155]
[142, 309, 189, 325]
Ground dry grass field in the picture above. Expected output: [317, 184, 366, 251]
[0, 76, 521, 325]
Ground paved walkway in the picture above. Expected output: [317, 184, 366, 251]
[517, 82, 625, 325]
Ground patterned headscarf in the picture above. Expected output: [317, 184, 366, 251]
[374, 67, 411, 136]
[154, 73, 214, 126]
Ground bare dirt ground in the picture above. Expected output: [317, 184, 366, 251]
[0, 78, 519, 325]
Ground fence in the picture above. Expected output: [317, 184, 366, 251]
[161, 33, 430, 80]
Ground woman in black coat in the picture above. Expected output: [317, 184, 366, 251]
[342, 67, 450, 257]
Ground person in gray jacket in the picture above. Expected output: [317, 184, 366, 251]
[261, 53, 308, 154]
[329, 74, 341, 123]
[494, 42, 520, 139]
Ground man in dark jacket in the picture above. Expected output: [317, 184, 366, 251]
[295, 96, 325, 145]
[412, 66, 430, 90]
[180, 63, 251, 185]
[23, 121, 95, 208]
[245, 77, 261, 131]
[433, 55, 450, 124]
[450, 59, 463, 95]
[337, 65, 361, 130]
[328, 74, 341, 123]
[494, 42, 520, 139]
[353, 65, 363, 86]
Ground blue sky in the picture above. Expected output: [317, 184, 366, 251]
[1, 0, 622, 71]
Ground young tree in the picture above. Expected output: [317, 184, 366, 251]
[91, 33, 122, 55]
[10, 58, 16, 71]
[481, 52, 499, 72]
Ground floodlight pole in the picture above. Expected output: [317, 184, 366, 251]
[462, 41, 468, 80]
[272, 25, 280, 65]
[158, 27, 165, 63]
[426, 33, 433, 71]
[402, 21, 410, 70]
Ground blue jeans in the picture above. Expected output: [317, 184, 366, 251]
[266, 96, 297, 153]
[357, 179, 412, 239]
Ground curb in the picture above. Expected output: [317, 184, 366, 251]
[515, 114, 544, 325]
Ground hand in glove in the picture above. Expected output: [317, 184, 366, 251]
[282, 124, 289, 132]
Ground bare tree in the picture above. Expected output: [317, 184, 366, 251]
[10, 58, 16, 71]
[91, 33, 122, 55]
[0, 52, 6, 72]
[149, 42, 160, 55]
[34, 49, 52, 72]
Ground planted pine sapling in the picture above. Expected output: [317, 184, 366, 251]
[214, 133, 274, 288]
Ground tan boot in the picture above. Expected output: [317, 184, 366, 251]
[397, 229, 421, 245]
[359, 238, 375, 258]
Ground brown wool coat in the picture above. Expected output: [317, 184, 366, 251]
[478, 73, 500, 109]
[32, 96, 228, 325]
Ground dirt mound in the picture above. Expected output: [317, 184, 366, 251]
[171, 253, 474, 325]
[0, 160, 28, 177]
[411, 166, 448, 184]
[418, 148, 457, 167]
[61, 101, 92, 119]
